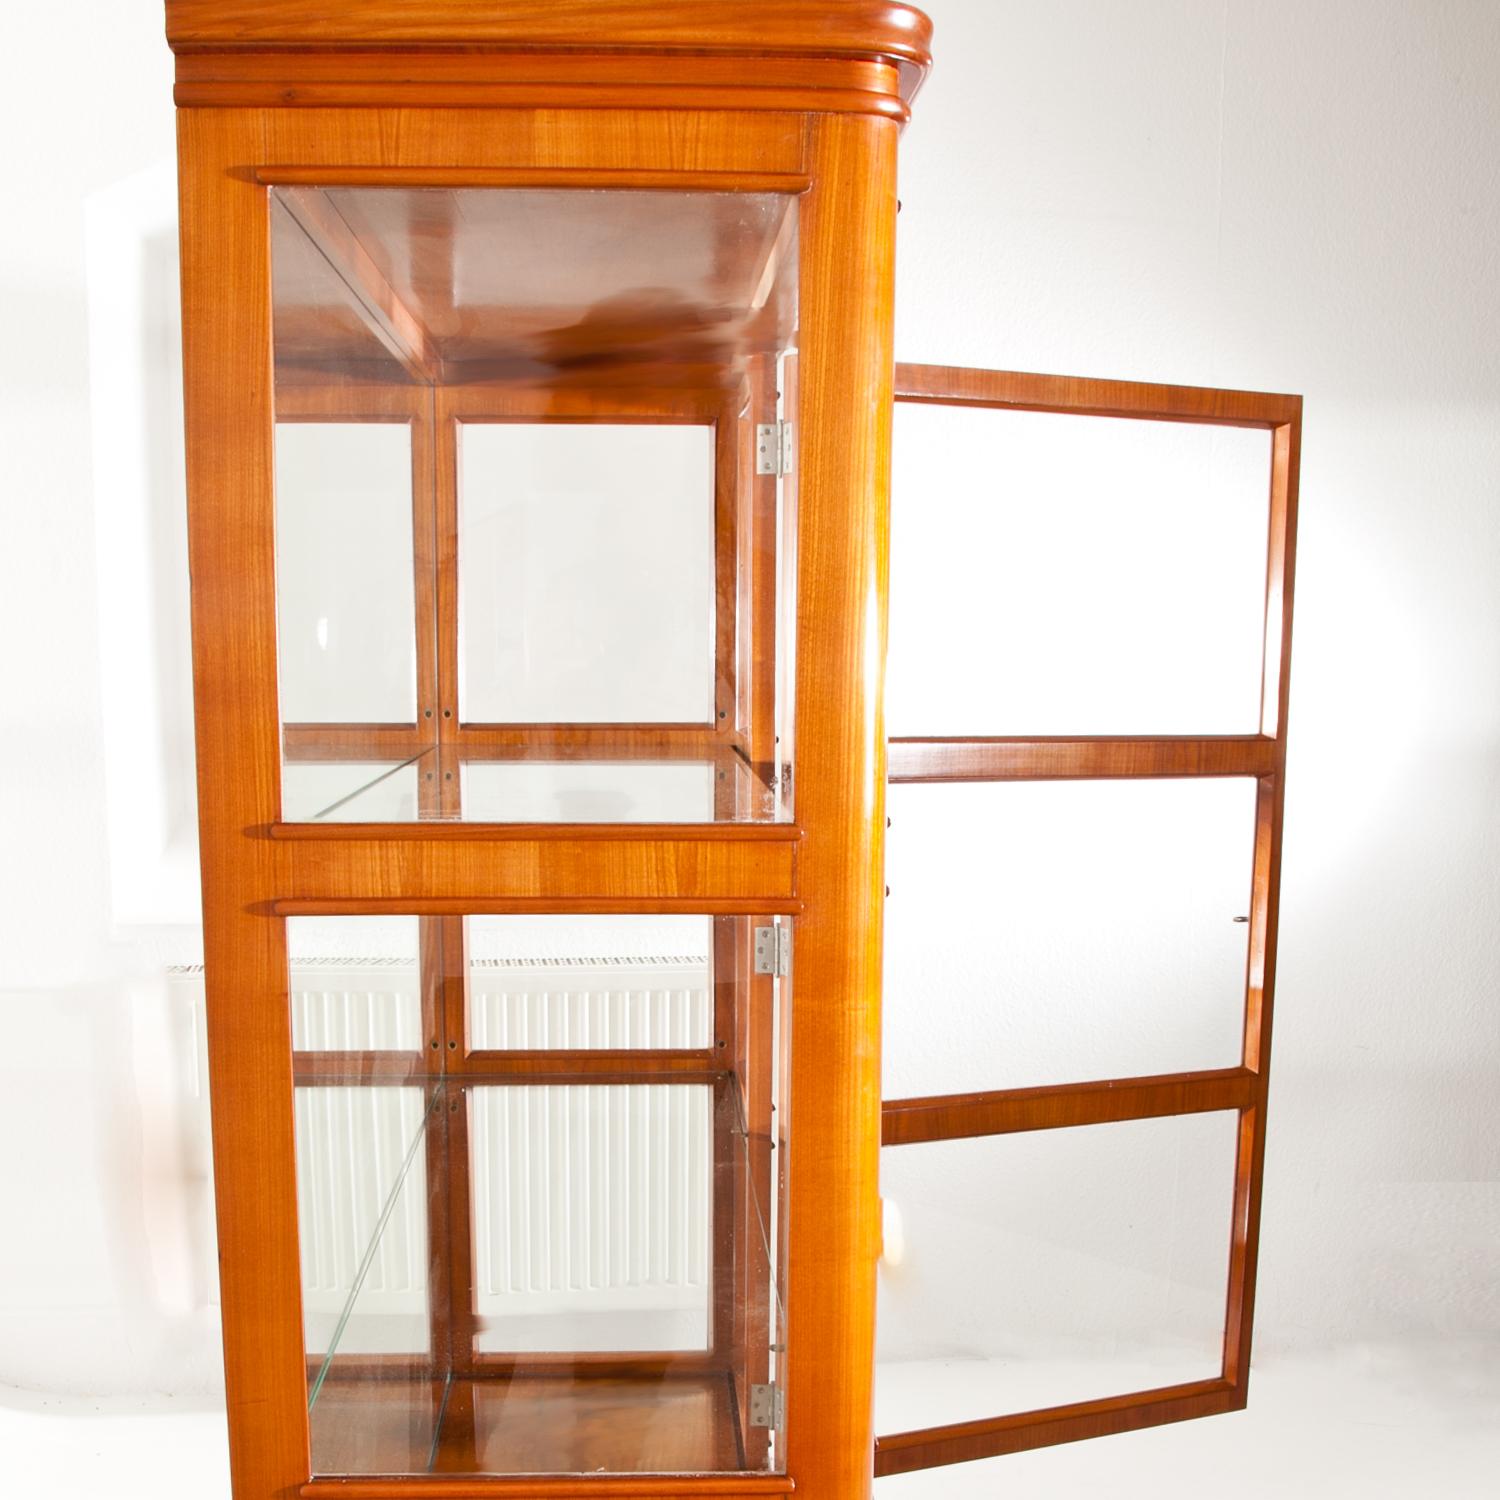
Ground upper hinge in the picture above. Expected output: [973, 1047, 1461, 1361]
[753, 924, 792, 977]
[755, 420, 794, 477]
[749, 1382, 785, 1430]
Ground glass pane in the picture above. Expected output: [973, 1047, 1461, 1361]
[298, 1085, 433, 1360]
[875, 1111, 1237, 1435]
[293, 913, 790, 1477]
[468, 915, 711, 1050]
[460, 424, 714, 724]
[459, 760, 717, 823]
[470, 1084, 712, 1352]
[888, 402, 1271, 735]
[289, 916, 423, 1052]
[275, 422, 417, 723]
[270, 186, 798, 824]
[884, 779, 1255, 1099]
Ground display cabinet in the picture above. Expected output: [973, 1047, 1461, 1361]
[162, 6, 1299, 1499]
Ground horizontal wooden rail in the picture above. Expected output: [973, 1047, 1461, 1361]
[267, 827, 799, 912]
[873, 1378, 1239, 1476]
[458, 1050, 721, 1085]
[882, 1068, 1257, 1145]
[888, 736, 1276, 782]
[302, 1478, 793, 1499]
[294, 1053, 724, 1086]
[894, 362, 1300, 429]
[283, 725, 429, 762]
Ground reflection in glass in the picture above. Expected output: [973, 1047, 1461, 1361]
[289, 911, 791, 1477]
[289, 916, 422, 1052]
[270, 186, 799, 825]
[275, 422, 417, 724]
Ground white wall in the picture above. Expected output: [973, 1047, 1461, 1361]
[0, 0, 1494, 1415]
[888, 0, 1499, 1359]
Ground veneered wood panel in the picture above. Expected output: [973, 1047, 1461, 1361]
[778, 109, 899, 1500]
[271, 834, 796, 906]
[177, 106, 310, 1500]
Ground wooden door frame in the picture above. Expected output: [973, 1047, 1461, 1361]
[176, 96, 900, 1500]
[873, 364, 1300, 1476]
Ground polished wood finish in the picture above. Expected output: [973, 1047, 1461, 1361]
[165, 1, 934, 119]
[170, 1, 917, 1489]
[177, 105, 309, 1500]
[888, 735, 1276, 782]
[894, 362, 1298, 427]
[778, 109, 897, 1500]
[874, 1379, 1238, 1478]
[882, 1068, 1258, 1146]
[877, 366, 1301, 1472]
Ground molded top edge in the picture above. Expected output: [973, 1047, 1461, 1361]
[164, 1, 934, 72]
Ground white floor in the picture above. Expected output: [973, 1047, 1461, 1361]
[2, 1344, 1494, 1499]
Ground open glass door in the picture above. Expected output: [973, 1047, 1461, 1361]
[874, 364, 1300, 1477]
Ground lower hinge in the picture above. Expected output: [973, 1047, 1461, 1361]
[749, 1382, 785, 1430]
[755, 420, 794, 477]
[753, 924, 792, 976]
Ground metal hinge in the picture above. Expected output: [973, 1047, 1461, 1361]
[749, 1382, 785, 1429]
[753, 924, 792, 977]
[755, 420, 794, 477]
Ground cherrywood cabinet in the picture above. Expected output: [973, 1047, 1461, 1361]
[163, 6, 1298, 1498]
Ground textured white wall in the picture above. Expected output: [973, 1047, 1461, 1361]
[0, 0, 1495, 1409]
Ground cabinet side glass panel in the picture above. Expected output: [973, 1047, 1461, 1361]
[269, 185, 798, 823]
[290, 911, 791, 1477]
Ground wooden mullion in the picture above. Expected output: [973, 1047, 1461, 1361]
[433, 389, 462, 742]
[711, 920, 741, 1373]
[882, 1068, 1256, 1147]
[893, 363, 1299, 429]
[714, 396, 740, 747]
[873, 1378, 1238, 1478]
[413, 387, 441, 749]
[888, 734, 1276, 783]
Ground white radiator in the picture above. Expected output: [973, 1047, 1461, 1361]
[287, 956, 713, 1357]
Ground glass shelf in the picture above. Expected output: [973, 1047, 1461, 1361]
[281, 747, 783, 823]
